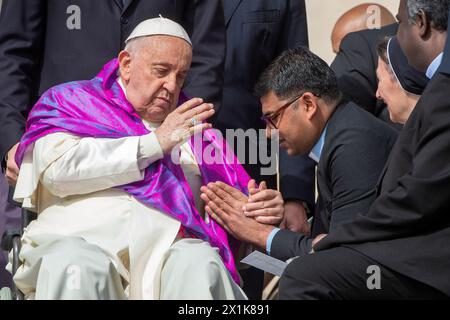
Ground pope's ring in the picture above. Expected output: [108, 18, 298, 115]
[189, 117, 200, 127]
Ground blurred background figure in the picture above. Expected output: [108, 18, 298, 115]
[329, 2, 400, 124]
[305, 0, 398, 64]
[307, 1, 402, 126]
[331, 3, 396, 53]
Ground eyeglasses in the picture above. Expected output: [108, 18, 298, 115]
[261, 95, 301, 129]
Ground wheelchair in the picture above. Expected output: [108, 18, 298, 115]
[1, 208, 37, 300]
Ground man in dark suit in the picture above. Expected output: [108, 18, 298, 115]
[217, 0, 315, 235]
[0, 0, 225, 183]
[331, 23, 398, 120]
[200, 47, 397, 267]
[0, 0, 225, 290]
[268, 99, 398, 261]
[280, 0, 450, 299]
[216, 1, 315, 298]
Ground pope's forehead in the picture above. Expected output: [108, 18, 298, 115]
[133, 38, 192, 70]
[139, 36, 192, 55]
[147, 34, 191, 44]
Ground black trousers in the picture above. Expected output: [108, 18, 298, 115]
[279, 246, 448, 300]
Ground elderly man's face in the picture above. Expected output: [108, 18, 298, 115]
[119, 35, 192, 123]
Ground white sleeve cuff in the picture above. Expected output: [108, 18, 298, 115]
[138, 132, 164, 170]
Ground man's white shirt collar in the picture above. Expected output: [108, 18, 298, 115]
[308, 125, 328, 164]
[426, 52, 443, 79]
[117, 77, 128, 99]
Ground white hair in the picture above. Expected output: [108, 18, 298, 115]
[124, 37, 151, 57]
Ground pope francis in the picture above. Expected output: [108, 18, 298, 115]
[8, 17, 272, 300]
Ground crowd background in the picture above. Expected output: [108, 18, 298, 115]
[306, 0, 399, 64]
[0, 0, 400, 65]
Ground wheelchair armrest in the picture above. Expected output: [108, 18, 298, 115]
[1, 229, 22, 252]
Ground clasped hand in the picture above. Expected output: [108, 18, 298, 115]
[200, 180, 284, 248]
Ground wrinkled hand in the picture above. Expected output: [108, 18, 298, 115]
[243, 180, 284, 226]
[280, 201, 311, 235]
[200, 181, 274, 248]
[201, 179, 283, 226]
[155, 98, 215, 154]
[201, 181, 248, 212]
[5, 143, 20, 186]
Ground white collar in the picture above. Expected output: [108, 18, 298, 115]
[426, 52, 443, 79]
[117, 77, 128, 99]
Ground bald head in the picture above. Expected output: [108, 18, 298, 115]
[331, 3, 396, 53]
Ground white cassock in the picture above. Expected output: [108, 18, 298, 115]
[9, 116, 247, 300]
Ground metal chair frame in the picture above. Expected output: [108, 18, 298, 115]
[1, 209, 36, 300]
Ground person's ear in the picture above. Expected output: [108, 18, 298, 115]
[415, 9, 431, 38]
[118, 50, 132, 82]
[302, 92, 319, 121]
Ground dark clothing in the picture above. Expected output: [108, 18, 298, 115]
[216, 0, 315, 208]
[311, 71, 450, 298]
[330, 24, 398, 119]
[217, 0, 314, 299]
[279, 151, 315, 210]
[0, 0, 226, 163]
[220, 0, 309, 131]
[271, 102, 398, 261]
[280, 246, 447, 300]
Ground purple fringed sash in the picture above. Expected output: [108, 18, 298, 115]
[15, 59, 251, 284]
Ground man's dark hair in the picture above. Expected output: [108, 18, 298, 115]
[406, 0, 449, 31]
[254, 47, 341, 104]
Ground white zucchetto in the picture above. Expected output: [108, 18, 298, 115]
[125, 15, 192, 46]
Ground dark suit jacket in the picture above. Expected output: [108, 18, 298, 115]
[0, 0, 225, 164]
[271, 102, 398, 261]
[216, 0, 315, 206]
[315, 70, 450, 296]
[330, 24, 398, 118]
